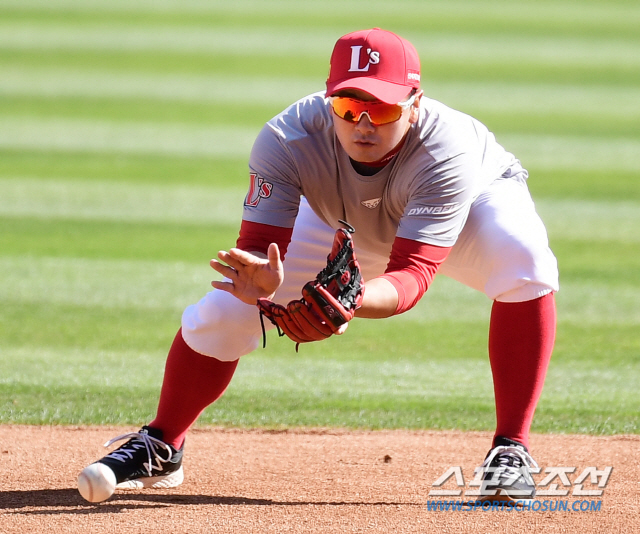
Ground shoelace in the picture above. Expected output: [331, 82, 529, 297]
[481, 445, 539, 483]
[103, 431, 173, 477]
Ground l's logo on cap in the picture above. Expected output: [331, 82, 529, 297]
[348, 46, 380, 72]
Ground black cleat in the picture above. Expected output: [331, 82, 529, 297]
[477, 437, 538, 503]
[83, 426, 184, 490]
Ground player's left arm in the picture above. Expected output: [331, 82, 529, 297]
[257, 231, 451, 348]
[356, 237, 451, 319]
[353, 277, 399, 319]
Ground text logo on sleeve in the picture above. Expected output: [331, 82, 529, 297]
[244, 173, 273, 207]
[408, 204, 457, 216]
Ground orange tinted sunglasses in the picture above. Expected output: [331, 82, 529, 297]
[330, 94, 417, 126]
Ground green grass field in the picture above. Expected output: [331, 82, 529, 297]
[1, 0, 639, 435]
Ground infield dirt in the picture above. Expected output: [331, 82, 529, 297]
[1, 426, 638, 533]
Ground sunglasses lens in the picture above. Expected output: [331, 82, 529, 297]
[331, 98, 404, 125]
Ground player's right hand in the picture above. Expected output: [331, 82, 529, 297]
[210, 243, 283, 306]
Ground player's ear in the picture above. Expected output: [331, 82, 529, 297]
[408, 90, 423, 124]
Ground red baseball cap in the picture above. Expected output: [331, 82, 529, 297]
[326, 28, 421, 104]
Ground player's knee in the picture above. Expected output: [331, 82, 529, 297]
[495, 283, 555, 303]
[486, 235, 559, 301]
[182, 317, 261, 360]
[180, 291, 263, 360]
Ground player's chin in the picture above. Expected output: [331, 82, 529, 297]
[349, 143, 382, 162]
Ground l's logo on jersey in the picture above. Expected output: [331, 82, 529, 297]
[244, 172, 273, 207]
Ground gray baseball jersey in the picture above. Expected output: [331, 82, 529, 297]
[244, 91, 525, 257]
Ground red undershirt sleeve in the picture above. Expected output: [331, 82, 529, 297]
[236, 220, 293, 261]
[237, 223, 449, 315]
[379, 237, 452, 315]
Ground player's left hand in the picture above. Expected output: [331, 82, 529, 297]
[210, 243, 284, 306]
[257, 223, 364, 347]
[256, 298, 341, 345]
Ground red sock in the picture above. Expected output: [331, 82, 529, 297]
[149, 328, 238, 449]
[488, 293, 556, 450]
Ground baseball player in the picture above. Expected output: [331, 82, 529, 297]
[80, 28, 558, 503]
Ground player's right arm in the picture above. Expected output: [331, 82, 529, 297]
[209, 219, 295, 305]
[210, 242, 283, 305]
[210, 101, 304, 305]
